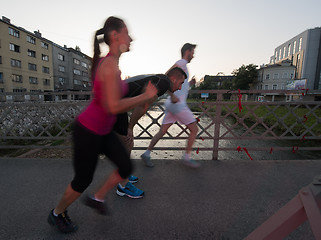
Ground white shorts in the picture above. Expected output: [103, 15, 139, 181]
[162, 106, 196, 125]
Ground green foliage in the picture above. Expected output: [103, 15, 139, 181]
[189, 101, 321, 136]
[232, 64, 258, 90]
[237, 105, 321, 136]
[190, 63, 258, 101]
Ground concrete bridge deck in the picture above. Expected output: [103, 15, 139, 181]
[0, 157, 320, 240]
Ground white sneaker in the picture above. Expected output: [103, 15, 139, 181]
[141, 153, 154, 167]
[182, 158, 200, 168]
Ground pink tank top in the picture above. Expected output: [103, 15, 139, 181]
[77, 54, 128, 135]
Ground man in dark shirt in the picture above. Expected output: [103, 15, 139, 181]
[110, 67, 186, 198]
[113, 67, 186, 144]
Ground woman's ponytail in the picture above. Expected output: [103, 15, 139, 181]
[91, 29, 103, 81]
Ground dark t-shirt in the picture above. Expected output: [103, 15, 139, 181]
[114, 74, 171, 135]
[125, 74, 170, 98]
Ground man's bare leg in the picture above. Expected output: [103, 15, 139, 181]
[141, 123, 172, 167]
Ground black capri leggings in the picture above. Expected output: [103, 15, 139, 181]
[71, 120, 133, 193]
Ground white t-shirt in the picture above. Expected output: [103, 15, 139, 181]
[164, 59, 190, 114]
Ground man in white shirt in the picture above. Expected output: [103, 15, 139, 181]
[141, 43, 199, 168]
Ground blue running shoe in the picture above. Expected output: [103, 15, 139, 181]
[128, 175, 138, 184]
[116, 182, 144, 198]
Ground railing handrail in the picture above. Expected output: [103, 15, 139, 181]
[1, 90, 321, 160]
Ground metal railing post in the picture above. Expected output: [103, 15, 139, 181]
[212, 92, 222, 160]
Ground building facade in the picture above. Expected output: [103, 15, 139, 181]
[257, 60, 296, 91]
[0, 16, 92, 96]
[269, 27, 321, 90]
[52, 45, 91, 92]
[0, 16, 54, 93]
[67, 47, 91, 92]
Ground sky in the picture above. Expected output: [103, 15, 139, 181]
[2, 0, 321, 81]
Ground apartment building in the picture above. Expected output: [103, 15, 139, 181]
[67, 47, 91, 92]
[52, 45, 91, 92]
[0, 16, 92, 96]
[0, 16, 54, 93]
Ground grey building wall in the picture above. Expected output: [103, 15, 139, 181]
[257, 60, 296, 90]
[305, 29, 321, 89]
[270, 27, 321, 90]
[52, 45, 91, 92]
[68, 48, 91, 92]
[52, 44, 71, 91]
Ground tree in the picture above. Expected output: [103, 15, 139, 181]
[232, 64, 258, 90]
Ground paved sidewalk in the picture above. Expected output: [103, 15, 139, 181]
[0, 157, 320, 240]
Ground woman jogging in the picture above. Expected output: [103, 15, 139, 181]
[47, 16, 157, 233]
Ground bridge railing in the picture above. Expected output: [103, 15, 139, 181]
[0, 89, 320, 160]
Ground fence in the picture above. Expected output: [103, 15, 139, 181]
[0, 90, 321, 160]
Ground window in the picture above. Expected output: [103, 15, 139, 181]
[273, 73, 279, 79]
[12, 74, 22, 83]
[275, 50, 278, 61]
[279, 49, 282, 60]
[11, 59, 21, 68]
[73, 69, 81, 75]
[290, 73, 294, 79]
[42, 54, 49, 61]
[288, 44, 291, 57]
[13, 88, 26, 92]
[82, 71, 88, 77]
[27, 35, 36, 44]
[0, 88, 4, 92]
[293, 41, 296, 54]
[272, 84, 277, 90]
[42, 66, 50, 74]
[283, 72, 288, 79]
[283, 46, 286, 59]
[81, 62, 88, 68]
[74, 79, 81, 85]
[27, 49, 36, 57]
[58, 77, 65, 85]
[299, 37, 302, 52]
[264, 85, 269, 90]
[297, 54, 301, 67]
[73, 58, 80, 65]
[28, 63, 37, 71]
[58, 66, 65, 72]
[43, 79, 50, 86]
[265, 74, 270, 80]
[8, 27, 19, 38]
[29, 77, 38, 84]
[58, 54, 65, 61]
[9, 43, 20, 52]
[41, 42, 48, 49]
[286, 95, 293, 102]
[0, 72, 3, 83]
[0, 56, 2, 64]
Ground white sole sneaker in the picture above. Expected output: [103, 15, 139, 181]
[182, 159, 200, 168]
